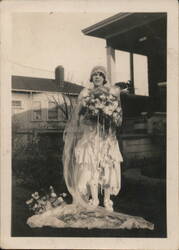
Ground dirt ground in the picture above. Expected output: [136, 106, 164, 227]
[11, 168, 166, 238]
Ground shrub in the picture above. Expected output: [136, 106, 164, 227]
[12, 132, 67, 192]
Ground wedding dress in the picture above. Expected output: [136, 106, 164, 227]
[27, 88, 154, 230]
[63, 88, 123, 206]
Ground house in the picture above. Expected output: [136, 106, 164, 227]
[82, 13, 166, 176]
[12, 66, 83, 150]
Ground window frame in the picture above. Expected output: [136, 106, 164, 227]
[47, 101, 59, 121]
[12, 100, 23, 109]
[31, 100, 42, 121]
[132, 53, 149, 97]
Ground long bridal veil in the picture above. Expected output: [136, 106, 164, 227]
[62, 92, 90, 207]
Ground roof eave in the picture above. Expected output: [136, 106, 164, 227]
[82, 13, 132, 36]
[82, 12, 166, 40]
[12, 89, 79, 95]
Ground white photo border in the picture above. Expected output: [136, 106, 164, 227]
[0, 0, 178, 249]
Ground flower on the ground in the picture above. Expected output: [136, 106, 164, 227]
[26, 186, 68, 215]
[51, 197, 64, 207]
[42, 196, 47, 201]
[51, 192, 57, 198]
[57, 197, 64, 203]
[31, 192, 40, 200]
[33, 203, 38, 209]
[26, 198, 34, 205]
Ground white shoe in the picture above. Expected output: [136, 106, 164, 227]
[104, 199, 113, 212]
[89, 198, 99, 207]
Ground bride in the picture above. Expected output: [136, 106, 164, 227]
[27, 66, 154, 230]
[63, 65, 123, 211]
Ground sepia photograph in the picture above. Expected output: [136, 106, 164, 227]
[0, 0, 178, 249]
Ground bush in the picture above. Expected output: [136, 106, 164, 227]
[12, 133, 67, 193]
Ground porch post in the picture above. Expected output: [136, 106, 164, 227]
[129, 53, 135, 94]
[106, 44, 116, 85]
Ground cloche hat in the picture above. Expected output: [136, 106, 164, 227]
[90, 65, 108, 83]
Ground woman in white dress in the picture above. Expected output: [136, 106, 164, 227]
[63, 66, 123, 211]
[27, 66, 154, 230]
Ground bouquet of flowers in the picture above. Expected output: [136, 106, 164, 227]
[80, 86, 122, 128]
[25, 186, 68, 215]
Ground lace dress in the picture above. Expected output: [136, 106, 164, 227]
[72, 88, 122, 198]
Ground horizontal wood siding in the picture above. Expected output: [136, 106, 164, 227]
[122, 137, 160, 161]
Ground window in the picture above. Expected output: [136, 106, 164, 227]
[12, 100, 22, 108]
[115, 50, 149, 96]
[12, 100, 22, 109]
[12, 100, 23, 115]
[115, 50, 130, 82]
[32, 101, 42, 120]
[133, 54, 149, 96]
[48, 101, 58, 120]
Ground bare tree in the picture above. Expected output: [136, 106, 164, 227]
[46, 92, 74, 121]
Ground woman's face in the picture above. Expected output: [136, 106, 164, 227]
[92, 71, 104, 87]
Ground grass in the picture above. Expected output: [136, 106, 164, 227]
[11, 168, 166, 238]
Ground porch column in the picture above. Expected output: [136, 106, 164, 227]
[129, 53, 135, 94]
[106, 45, 116, 85]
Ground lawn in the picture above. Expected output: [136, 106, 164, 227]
[12, 167, 166, 238]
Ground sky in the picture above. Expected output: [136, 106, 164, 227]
[12, 12, 114, 87]
[12, 12, 148, 94]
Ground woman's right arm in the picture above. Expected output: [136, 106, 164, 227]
[77, 88, 89, 103]
[76, 87, 90, 115]
[63, 88, 89, 141]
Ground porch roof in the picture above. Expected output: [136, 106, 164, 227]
[82, 12, 166, 55]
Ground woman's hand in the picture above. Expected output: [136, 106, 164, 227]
[120, 88, 129, 94]
[109, 86, 121, 98]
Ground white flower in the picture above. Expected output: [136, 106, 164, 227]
[112, 101, 118, 110]
[116, 107, 121, 113]
[62, 193, 67, 197]
[57, 197, 64, 203]
[42, 196, 47, 201]
[95, 99, 105, 110]
[103, 106, 113, 116]
[113, 112, 119, 119]
[38, 199, 46, 206]
[51, 192, 57, 198]
[38, 208, 44, 214]
[89, 105, 95, 111]
[90, 99, 95, 104]
[92, 109, 99, 115]
[46, 200, 52, 210]
[26, 198, 34, 205]
[84, 96, 90, 102]
[108, 94, 116, 101]
[99, 94, 106, 101]
[31, 192, 39, 200]
[33, 203, 38, 209]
